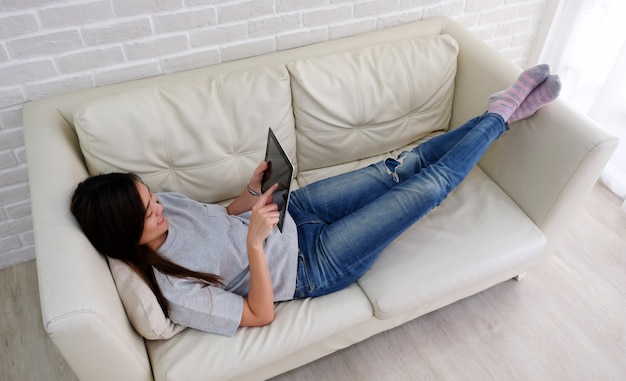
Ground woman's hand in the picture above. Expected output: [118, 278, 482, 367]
[247, 160, 268, 196]
[225, 160, 270, 216]
[247, 183, 279, 249]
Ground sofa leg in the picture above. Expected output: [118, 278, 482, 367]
[513, 272, 526, 281]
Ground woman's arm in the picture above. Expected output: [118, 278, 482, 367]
[226, 160, 268, 216]
[239, 183, 279, 327]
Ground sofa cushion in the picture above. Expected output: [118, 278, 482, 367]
[146, 284, 373, 381]
[287, 35, 458, 171]
[107, 258, 186, 340]
[357, 166, 547, 319]
[73, 65, 296, 203]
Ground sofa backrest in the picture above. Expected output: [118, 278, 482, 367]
[72, 35, 458, 199]
[73, 65, 295, 203]
[288, 35, 458, 171]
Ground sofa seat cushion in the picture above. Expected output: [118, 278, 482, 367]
[357, 166, 547, 319]
[288, 34, 458, 171]
[73, 65, 296, 203]
[146, 283, 372, 381]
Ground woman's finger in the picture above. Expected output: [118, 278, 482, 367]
[255, 160, 268, 174]
[258, 183, 279, 205]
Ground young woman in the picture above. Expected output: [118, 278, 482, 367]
[71, 65, 561, 336]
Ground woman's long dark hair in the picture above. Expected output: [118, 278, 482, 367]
[70, 172, 222, 317]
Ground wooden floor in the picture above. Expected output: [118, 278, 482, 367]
[2, 182, 625, 381]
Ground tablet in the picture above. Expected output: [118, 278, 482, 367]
[261, 128, 294, 232]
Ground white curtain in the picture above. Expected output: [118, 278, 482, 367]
[539, 0, 626, 211]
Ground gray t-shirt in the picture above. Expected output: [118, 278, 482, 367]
[153, 192, 298, 336]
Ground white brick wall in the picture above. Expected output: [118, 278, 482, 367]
[0, 0, 549, 268]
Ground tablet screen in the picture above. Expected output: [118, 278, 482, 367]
[261, 128, 294, 232]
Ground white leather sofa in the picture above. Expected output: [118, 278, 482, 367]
[23, 17, 617, 381]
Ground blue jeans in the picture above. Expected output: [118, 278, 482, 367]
[289, 113, 507, 298]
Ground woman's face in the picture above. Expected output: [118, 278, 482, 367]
[136, 182, 169, 250]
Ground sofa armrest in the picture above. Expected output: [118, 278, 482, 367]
[23, 101, 154, 381]
[479, 102, 617, 248]
[440, 18, 618, 248]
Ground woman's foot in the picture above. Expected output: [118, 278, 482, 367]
[509, 74, 561, 122]
[488, 64, 551, 121]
